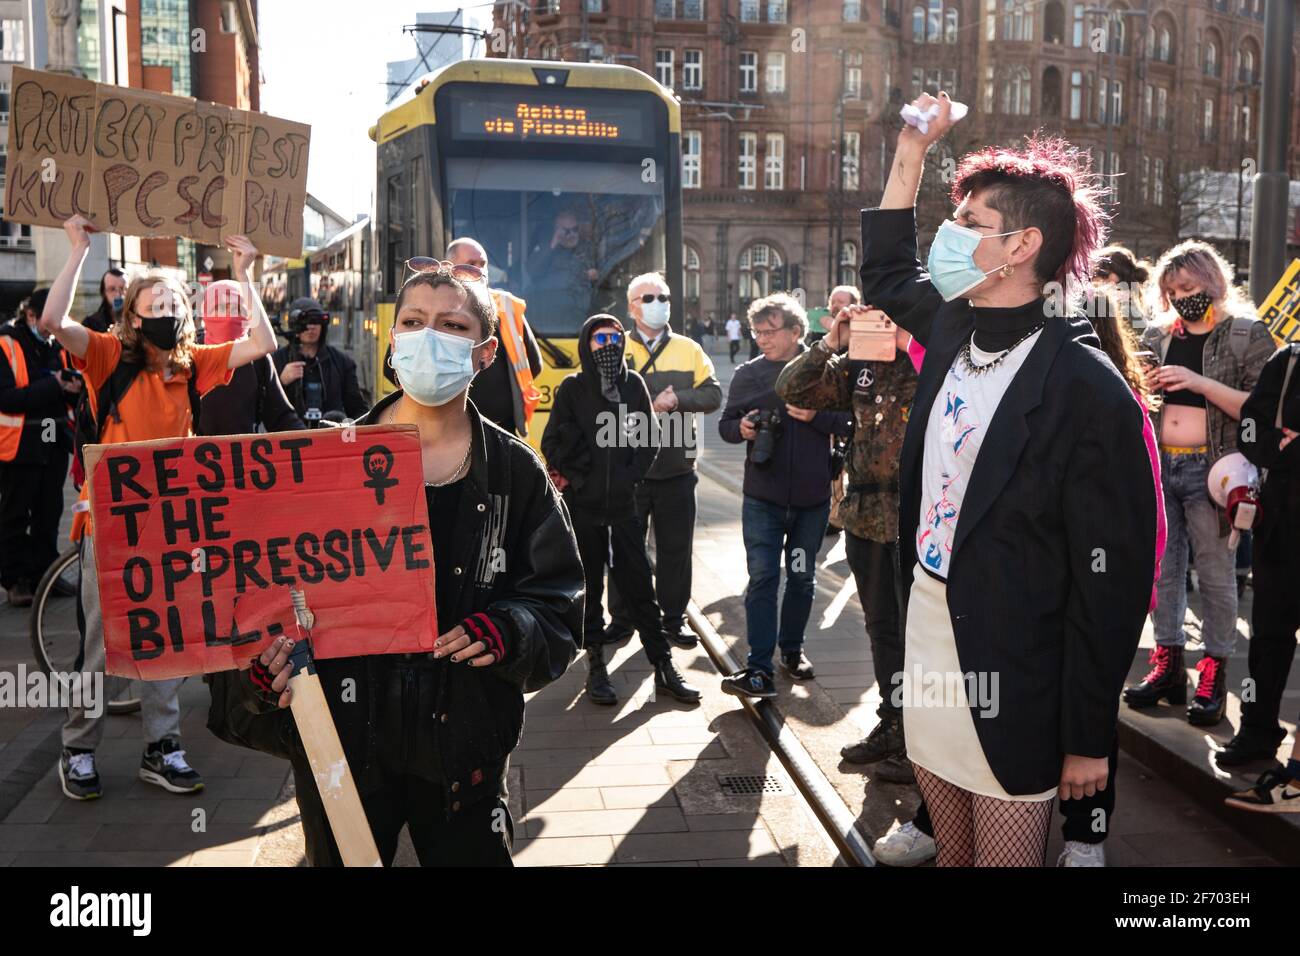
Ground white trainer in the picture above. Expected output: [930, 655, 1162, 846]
[1057, 840, 1106, 867]
[873, 821, 937, 867]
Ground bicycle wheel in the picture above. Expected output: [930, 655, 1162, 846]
[30, 545, 142, 716]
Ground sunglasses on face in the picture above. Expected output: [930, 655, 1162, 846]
[405, 257, 488, 284]
[593, 331, 623, 347]
[638, 293, 670, 304]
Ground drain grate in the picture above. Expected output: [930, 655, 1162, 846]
[718, 773, 790, 796]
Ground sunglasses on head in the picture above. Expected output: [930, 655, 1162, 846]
[405, 257, 488, 284]
[593, 331, 623, 346]
[638, 293, 670, 304]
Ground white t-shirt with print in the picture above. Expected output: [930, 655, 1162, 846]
[916, 330, 1043, 578]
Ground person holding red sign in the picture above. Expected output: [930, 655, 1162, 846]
[223, 262, 584, 866]
[40, 214, 279, 802]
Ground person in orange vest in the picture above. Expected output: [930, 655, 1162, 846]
[0, 288, 82, 608]
[451, 238, 543, 437]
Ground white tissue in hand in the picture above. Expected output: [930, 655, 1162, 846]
[900, 100, 969, 134]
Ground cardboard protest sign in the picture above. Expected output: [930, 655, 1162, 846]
[3, 67, 310, 257]
[1258, 258, 1300, 345]
[85, 426, 436, 680]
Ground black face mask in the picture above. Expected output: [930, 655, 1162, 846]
[139, 315, 183, 352]
[1170, 291, 1213, 324]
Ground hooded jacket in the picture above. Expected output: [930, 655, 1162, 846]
[206, 394, 584, 820]
[540, 315, 659, 524]
[272, 343, 369, 421]
[0, 320, 75, 463]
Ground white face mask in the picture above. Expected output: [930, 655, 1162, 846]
[391, 327, 489, 407]
[639, 299, 671, 330]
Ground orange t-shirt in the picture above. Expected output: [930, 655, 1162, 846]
[71, 330, 235, 539]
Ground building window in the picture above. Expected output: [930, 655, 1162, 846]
[655, 0, 674, 15]
[1141, 155, 1150, 203]
[984, 0, 996, 40]
[1069, 70, 1083, 119]
[1203, 97, 1215, 140]
[926, 0, 942, 41]
[1003, 0, 1032, 40]
[740, 0, 760, 21]
[1071, 3, 1085, 46]
[842, 131, 861, 189]
[655, 48, 674, 88]
[765, 133, 785, 189]
[220, 0, 238, 33]
[1042, 65, 1063, 116]
[739, 243, 783, 301]
[945, 7, 959, 41]
[1153, 157, 1165, 205]
[845, 53, 863, 97]
[766, 52, 786, 93]
[0, 81, 9, 125]
[1111, 79, 1124, 124]
[1149, 23, 1173, 63]
[768, 0, 788, 23]
[683, 49, 703, 90]
[1044, 0, 1065, 43]
[1106, 151, 1120, 200]
[914, 4, 926, 40]
[1003, 66, 1031, 115]
[682, 0, 704, 19]
[1204, 38, 1219, 77]
[844, 1, 862, 20]
[1, 19, 25, 62]
[1143, 83, 1151, 122]
[740, 51, 758, 93]
[912, 67, 924, 99]
[685, 244, 702, 299]
[1237, 46, 1256, 83]
[1098, 76, 1108, 123]
[985, 65, 997, 113]
[944, 68, 958, 94]
[683, 130, 702, 188]
[739, 132, 757, 189]
[1153, 87, 1167, 129]
[839, 241, 858, 287]
[1108, 11, 1127, 56]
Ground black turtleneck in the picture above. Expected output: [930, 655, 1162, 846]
[971, 298, 1047, 352]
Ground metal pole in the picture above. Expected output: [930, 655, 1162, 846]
[1248, 0, 1294, 303]
[1234, 85, 1247, 279]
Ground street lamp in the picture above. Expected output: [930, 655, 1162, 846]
[1232, 77, 1261, 279]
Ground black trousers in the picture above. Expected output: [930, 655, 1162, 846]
[571, 506, 670, 664]
[729, 340, 740, 362]
[1239, 554, 1300, 743]
[609, 472, 699, 632]
[911, 737, 1120, 846]
[844, 532, 906, 719]
[293, 757, 514, 867]
[0, 453, 68, 589]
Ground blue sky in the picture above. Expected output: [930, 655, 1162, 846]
[259, 1, 491, 221]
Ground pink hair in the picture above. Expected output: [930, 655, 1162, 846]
[951, 134, 1109, 293]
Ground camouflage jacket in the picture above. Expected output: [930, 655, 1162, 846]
[776, 338, 918, 544]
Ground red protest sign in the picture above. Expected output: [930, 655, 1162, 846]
[85, 425, 436, 680]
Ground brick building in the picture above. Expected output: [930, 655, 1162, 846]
[494, 0, 1300, 319]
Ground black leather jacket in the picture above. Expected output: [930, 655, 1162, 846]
[207, 393, 584, 818]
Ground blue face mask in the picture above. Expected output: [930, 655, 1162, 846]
[111, 296, 124, 313]
[391, 326, 489, 407]
[926, 219, 1025, 301]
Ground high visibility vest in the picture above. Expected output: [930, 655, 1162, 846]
[0, 335, 29, 462]
[493, 290, 541, 435]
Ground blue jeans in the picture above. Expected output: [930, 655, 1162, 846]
[741, 495, 831, 675]
[1153, 451, 1239, 658]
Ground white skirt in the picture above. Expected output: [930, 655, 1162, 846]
[902, 568, 1057, 802]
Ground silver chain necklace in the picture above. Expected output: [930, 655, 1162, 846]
[956, 323, 1045, 377]
[384, 405, 471, 487]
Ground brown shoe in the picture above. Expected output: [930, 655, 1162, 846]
[6, 581, 34, 608]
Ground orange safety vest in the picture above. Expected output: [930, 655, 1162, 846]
[0, 334, 29, 462]
[493, 289, 541, 435]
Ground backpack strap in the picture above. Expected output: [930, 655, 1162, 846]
[187, 370, 203, 437]
[1227, 316, 1255, 368]
[97, 359, 144, 436]
[253, 355, 270, 428]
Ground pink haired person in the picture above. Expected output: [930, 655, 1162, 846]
[860, 93, 1158, 866]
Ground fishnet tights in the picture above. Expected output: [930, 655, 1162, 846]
[913, 763, 1053, 867]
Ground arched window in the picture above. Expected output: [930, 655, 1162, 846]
[1002, 0, 1032, 40]
[912, 4, 925, 40]
[927, 0, 942, 42]
[1002, 66, 1031, 114]
[739, 243, 783, 301]
[1044, 0, 1065, 43]
[1158, 26, 1172, 62]
[1204, 34, 1219, 76]
[1041, 65, 1063, 116]
[1108, 3, 1128, 55]
[1238, 41, 1258, 82]
[539, 38, 559, 60]
[839, 241, 858, 287]
[944, 6, 958, 41]
[685, 244, 701, 300]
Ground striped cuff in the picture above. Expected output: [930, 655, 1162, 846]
[462, 612, 509, 664]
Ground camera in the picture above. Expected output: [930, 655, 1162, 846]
[58, 368, 83, 384]
[746, 409, 782, 468]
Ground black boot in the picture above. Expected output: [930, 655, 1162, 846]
[1217, 729, 1284, 768]
[1123, 645, 1187, 708]
[585, 643, 618, 706]
[840, 712, 904, 764]
[1187, 655, 1228, 726]
[654, 657, 701, 703]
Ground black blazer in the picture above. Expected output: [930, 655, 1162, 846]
[860, 207, 1158, 795]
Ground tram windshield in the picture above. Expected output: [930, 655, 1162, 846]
[445, 158, 666, 337]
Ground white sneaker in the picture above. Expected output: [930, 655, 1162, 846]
[873, 821, 937, 867]
[1057, 840, 1106, 867]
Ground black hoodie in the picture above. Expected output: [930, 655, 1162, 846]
[541, 315, 658, 524]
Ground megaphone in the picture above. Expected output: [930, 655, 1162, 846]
[1207, 452, 1260, 549]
